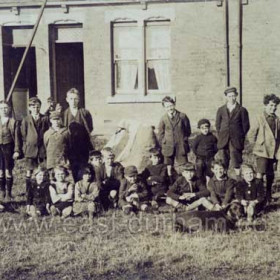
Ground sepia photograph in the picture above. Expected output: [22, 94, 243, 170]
[0, 0, 279, 279]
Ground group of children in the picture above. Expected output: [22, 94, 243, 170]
[0, 86, 278, 223]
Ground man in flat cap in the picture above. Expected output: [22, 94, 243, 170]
[215, 87, 250, 178]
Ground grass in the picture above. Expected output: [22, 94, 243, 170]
[1, 143, 280, 280]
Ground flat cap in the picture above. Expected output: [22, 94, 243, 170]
[124, 165, 138, 176]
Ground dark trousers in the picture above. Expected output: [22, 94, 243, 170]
[195, 156, 214, 182]
[219, 141, 243, 169]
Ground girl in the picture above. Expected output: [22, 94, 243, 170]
[236, 164, 265, 222]
[73, 164, 100, 221]
[49, 165, 73, 218]
[26, 167, 50, 219]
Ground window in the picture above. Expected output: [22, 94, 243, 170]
[111, 20, 171, 102]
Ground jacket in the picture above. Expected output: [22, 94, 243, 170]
[235, 178, 265, 202]
[158, 110, 191, 158]
[167, 176, 210, 201]
[21, 114, 49, 158]
[216, 103, 250, 150]
[249, 112, 280, 159]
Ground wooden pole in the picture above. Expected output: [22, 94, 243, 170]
[6, 0, 48, 103]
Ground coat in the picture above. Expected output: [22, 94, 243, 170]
[63, 108, 93, 134]
[44, 127, 70, 169]
[0, 118, 21, 153]
[21, 114, 49, 158]
[158, 110, 191, 159]
[235, 178, 265, 202]
[216, 103, 250, 150]
[249, 113, 280, 159]
[167, 176, 210, 202]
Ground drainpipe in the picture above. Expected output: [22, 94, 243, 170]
[224, 0, 230, 87]
[6, 0, 48, 103]
[238, 0, 243, 105]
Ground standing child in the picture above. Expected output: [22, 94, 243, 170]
[44, 111, 70, 177]
[63, 88, 93, 182]
[141, 148, 169, 209]
[119, 166, 149, 215]
[73, 165, 100, 222]
[207, 160, 236, 210]
[0, 101, 21, 202]
[96, 147, 124, 209]
[26, 167, 50, 219]
[216, 87, 250, 177]
[158, 96, 191, 176]
[250, 94, 280, 203]
[166, 163, 212, 211]
[236, 164, 265, 222]
[49, 166, 73, 218]
[192, 119, 217, 182]
[21, 97, 49, 192]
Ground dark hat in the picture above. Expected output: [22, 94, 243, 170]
[181, 163, 196, 172]
[197, 118, 210, 128]
[89, 150, 102, 158]
[124, 165, 138, 176]
[50, 111, 61, 120]
[47, 97, 54, 102]
[29, 97, 41, 106]
[224, 87, 238, 96]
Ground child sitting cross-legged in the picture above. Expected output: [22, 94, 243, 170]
[141, 148, 169, 210]
[49, 165, 74, 219]
[73, 165, 101, 222]
[119, 165, 149, 215]
[26, 167, 51, 219]
[166, 163, 212, 212]
[207, 160, 236, 210]
[236, 164, 265, 222]
[96, 147, 124, 209]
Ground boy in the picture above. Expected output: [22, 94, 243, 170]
[192, 119, 217, 182]
[89, 150, 102, 169]
[44, 97, 55, 117]
[250, 94, 280, 203]
[44, 111, 70, 175]
[166, 163, 212, 211]
[0, 101, 21, 202]
[96, 147, 124, 209]
[215, 87, 250, 177]
[158, 96, 191, 175]
[141, 148, 169, 209]
[63, 88, 93, 182]
[236, 164, 265, 222]
[207, 160, 235, 210]
[119, 165, 149, 215]
[21, 97, 49, 193]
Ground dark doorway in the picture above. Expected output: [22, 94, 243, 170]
[3, 46, 37, 98]
[52, 43, 85, 109]
[2, 46, 37, 119]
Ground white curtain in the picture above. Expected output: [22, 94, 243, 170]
[118, 61, 138, 90]
[152, 60, 170, 91]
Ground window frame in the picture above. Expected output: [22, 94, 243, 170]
[109, 19, 172, 103]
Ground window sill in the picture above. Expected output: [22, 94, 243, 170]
[107, 94, 174, 104]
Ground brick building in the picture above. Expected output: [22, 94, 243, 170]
[0, 0, 279, 136]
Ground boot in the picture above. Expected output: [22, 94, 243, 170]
[0, 177, 6, 202]
[6, 177, 13, 202]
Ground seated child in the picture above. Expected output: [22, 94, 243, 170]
[166, 163, 212, 211]
[119, 165, 149, 215]
[236, 164, 265, 222]
[73, 165, 100, 221]
[44, 111, 70, 177]
[141, 148, 169, 209]
[207, 160, 235, 210]
[26, 167, 50, 219]
[49, 165, 74, 218]
[192, 119, 217, 182]
[96, 147, 124, 209]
